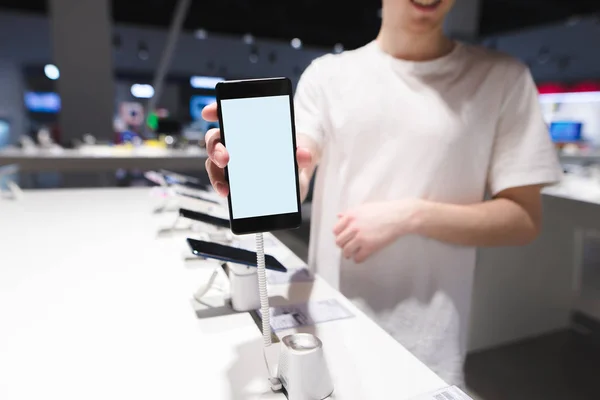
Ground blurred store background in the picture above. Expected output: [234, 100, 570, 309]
[1, 1, 600, 399]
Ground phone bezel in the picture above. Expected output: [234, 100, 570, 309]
[215, 77, 302, 235]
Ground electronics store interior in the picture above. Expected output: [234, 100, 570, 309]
[1, 1, 600, 399]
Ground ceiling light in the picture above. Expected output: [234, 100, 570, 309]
[190, 76, 223, 89]
[243, 34, 254, 44]
[44, 64, 59, 80]
[195, 29, 207, 39]
[333, 43, 344, 54]
[130, 84, 154, 99]
[291, 38, 302, 49]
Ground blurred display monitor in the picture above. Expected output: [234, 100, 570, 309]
[24, 92, 61, 113]
[190, 95, 218, 134]
[549, 121, 583, 143]
[190, 95, 216, 121]
[538, 87, 600, 145]
[0, 118, 9, 148]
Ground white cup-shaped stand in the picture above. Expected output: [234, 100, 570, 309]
[228, 263, 261, 312]
[278, 333, 334, 400]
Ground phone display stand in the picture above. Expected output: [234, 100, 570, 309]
[278, 333, 334, 400]
[146, 171, 175, 214]
[252, 233, 333, 398]
[148, 172, 212, 214]
[228, 263, 261, 311]
[170, 213, 234, 243]
[189, 237, 334, 399]
[193, 224, 233, 243]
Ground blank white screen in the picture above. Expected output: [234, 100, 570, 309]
[220, 95, 298, 219]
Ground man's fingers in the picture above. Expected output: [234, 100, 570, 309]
[353, 248, 370, 264]
[296, 147, 312, 170]
[202, 102, 218, 122]
[205, 128, 229, 168]
[343, 238, 361, 259]
[335, 227, 357, 248]
[205, 158, 229, 197]
[205, 128, 220, 153]
[333, 215, 350, 235]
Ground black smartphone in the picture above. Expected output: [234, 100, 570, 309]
[179, 208, 230, 229]
[160, 170, 209, 190]
[186, 238, 287, 273]
[160, 169, 201, 184]
[177, 192, 220, 205]
[178, 181, 210, 191]
[216, 78, 302, 235]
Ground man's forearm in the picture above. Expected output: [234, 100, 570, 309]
[297, 133, 320, 203]
[408, 196, 541, 247]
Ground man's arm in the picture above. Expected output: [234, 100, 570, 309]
[297, 133, 321, 203]
[334, 185, 544, 263]
[411, 185, 543, 247]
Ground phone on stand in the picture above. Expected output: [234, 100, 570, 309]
[160, 170, 209, 191]
[216, 78, 302, 234]
[187, 238, 287, 273]
[179, 208, 230, 229]
[177, 192, 220, 205]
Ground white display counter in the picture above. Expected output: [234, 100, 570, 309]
[470, 176, 600, 351]
[0, 188, 447, 399]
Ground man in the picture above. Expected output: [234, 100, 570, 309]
[202, 0, 562, 386]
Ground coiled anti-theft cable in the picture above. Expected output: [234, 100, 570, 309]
[255, 232, 282, 391]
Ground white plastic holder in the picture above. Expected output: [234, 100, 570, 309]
[278, 333, 334, 400]
[228, 263, 261, 312]
[226, 233, 333, 398]
[0, 164, 22, 201]
[4, 180, 23, 200]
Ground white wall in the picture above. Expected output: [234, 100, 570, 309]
[487, 17, 600, 82]
[0, 11, 327, 143]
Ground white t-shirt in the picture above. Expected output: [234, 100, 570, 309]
[294, 41, 562, 385]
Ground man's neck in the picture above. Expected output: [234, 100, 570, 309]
[376, 26, 454, 62]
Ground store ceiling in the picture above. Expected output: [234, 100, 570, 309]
[0, 0, 599, 49]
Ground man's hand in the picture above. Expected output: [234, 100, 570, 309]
[333, 200, 421, 264]
[333, 185, 544, 264]
[201, 102, 314, 197]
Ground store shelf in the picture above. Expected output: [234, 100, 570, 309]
[560, 154, 600, 164]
